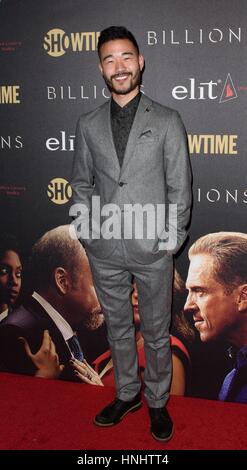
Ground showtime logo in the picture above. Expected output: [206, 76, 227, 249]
[43, 29, 100, 57]
[47, 178, 72, 204]
[0, 85, 21, 104]
[172, 73, 237, 103]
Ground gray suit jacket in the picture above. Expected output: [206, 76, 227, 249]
[71, 94, 192, 264]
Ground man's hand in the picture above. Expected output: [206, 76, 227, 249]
[71, 358, 104, 386]
[19, 329, 65, 379]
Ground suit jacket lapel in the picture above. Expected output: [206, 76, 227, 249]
[101, 100, 120, 172]
[120, 94, 153, 176]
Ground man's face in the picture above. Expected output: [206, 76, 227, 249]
[65, 248, 104, 330]
[184, 254, 241, 343]
[0, 250, 22, 308]
[98, 38, 144, 96]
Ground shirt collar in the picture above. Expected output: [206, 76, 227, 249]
[227, 344, 247, 369]
[111, 92, 141, 117]
[0, 308, 8, 323]
[32, 291, 74, 341]
[236, 345, 247, 369]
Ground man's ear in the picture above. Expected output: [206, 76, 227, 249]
[54, 267, 70, 295]
[138, 54, 145, 72]
[237, 284, 247, 312]
[98, 61, 103, 75]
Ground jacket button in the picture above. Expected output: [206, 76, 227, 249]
[119, 182, 124, 187]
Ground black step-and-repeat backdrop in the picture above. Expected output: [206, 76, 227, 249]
[0, 0, 246, 402]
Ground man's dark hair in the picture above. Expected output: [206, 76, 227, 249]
[98, 26, 139, 57]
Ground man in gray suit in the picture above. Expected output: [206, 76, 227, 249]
[70, 26, 192, 441]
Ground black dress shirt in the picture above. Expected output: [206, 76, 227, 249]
[111, 92, 141, 167]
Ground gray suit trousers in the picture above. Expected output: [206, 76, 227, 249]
[87, 240, 173, 408]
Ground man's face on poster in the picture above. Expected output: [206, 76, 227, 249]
[63, 248, 104, 331]
[184, 254, 241, 343]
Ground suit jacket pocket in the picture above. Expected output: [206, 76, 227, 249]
[136, 135, 159, 145]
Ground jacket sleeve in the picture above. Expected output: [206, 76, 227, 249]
[69, 117, 95, 242]
[70, 117, 94, 209]
[163, 110, 192, 254]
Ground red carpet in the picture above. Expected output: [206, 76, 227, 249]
[0, 372, 246, 450]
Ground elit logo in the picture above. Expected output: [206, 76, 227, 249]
[47, 178, 72, 204]
[43, 29, 100, 57]
[172, 73, 238, 103]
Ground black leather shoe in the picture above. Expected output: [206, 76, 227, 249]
[149, 407, 173, 441]
[94, 393, 142, 427]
